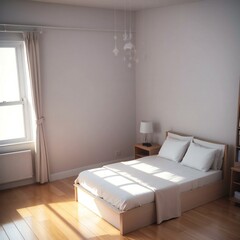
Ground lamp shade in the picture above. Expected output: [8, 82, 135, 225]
[140, 121, 153, 134]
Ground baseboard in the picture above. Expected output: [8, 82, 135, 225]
[50, 156, 134, 182]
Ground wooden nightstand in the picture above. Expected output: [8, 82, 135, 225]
[230, 166, 240, 205]
[134, 144, 161, 159]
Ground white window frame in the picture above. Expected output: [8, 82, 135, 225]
[0, 41, 33, 145]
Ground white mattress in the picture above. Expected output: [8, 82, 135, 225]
[75, 156, 222, 211]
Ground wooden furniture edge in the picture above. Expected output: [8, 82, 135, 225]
[229, 166, 240, 204]
[74, 183, 78, 201]
[134, 144, 161, 151]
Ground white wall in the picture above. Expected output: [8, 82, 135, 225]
[1, 0, 240, 180]
[0, 0, 136, 176]
[136, 0, 240, 162]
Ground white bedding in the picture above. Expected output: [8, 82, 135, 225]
[104, 156, 222, 192]
[78, 167, 154, 211]
[75, 155, 222, 215]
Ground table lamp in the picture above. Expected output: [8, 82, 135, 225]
[140, 121, 153, 147]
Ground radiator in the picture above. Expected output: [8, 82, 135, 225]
[0, 150, 33, 184]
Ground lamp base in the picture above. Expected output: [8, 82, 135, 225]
[142, 142, 152, 147]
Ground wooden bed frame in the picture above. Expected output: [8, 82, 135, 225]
[74, 132, 228, 235]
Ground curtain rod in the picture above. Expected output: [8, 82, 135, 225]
[0, 30, 38, 33]
[0, 23, 133, 33]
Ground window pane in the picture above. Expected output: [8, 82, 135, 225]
[0, 105, 25, 141]
[0, 47, 20, 102]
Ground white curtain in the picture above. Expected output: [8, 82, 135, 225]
[24, 32, 50, 184]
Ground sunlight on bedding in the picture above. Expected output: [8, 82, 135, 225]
[105, 176, 133, 186]
[131, 163, 159, 174]
[120, 184, 152, 195]
[154, 171, 185, 183]
[122, 160, 140, 165]
[121, 160, 162, 174]
[91, 168, 117, 178]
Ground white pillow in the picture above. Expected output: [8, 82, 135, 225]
[158, 137, 190, 162]
[181, 142, 217, 172]
[168, 132, 193, 142]
[193, 138, 225, 170]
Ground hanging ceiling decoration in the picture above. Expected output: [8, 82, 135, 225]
[112, 0, 138, 68]
[113, 5, 119, 57]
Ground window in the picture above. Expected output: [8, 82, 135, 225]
[0, 41, 33, 145]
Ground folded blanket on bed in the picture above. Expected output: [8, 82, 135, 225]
[155, 184, 181, 224]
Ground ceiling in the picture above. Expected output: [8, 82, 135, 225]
[30, 0, 200, 10]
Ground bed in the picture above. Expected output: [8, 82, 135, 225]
[74, 131, 228, 235]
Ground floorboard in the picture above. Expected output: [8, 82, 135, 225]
[0, 177, 239, 240]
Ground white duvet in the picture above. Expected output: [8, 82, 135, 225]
[75, 156, 221, 223]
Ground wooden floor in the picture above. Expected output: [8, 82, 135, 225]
[0, 177, 240, 240]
